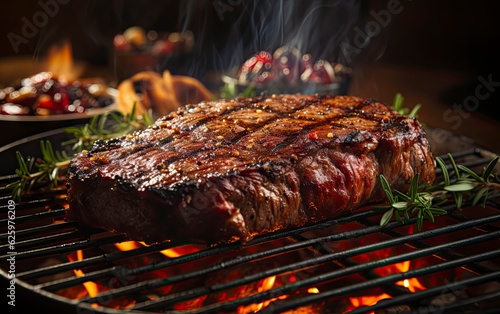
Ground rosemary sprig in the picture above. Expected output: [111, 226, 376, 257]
[377, 154, 500, 231]
[63, 106, 154, 153]
[391, 92, 421, 118]
[6, 141, 70, 200]
[7, 105, 153, 200]
[219, 81, 256, 99]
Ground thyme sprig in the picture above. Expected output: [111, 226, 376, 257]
[7, 105, 153, 200]
[377, 154, 500, 231]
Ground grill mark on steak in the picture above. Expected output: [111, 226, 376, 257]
[111, 96, 315, 166]
[171, 97, 394, 162]
[100, 95, 385, 169]
[66, 94, 436, 245]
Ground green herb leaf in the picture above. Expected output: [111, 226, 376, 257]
[379, 174, 395, 204]
[457, 165, 484, 182]
[9, 103, 154, 200]
[380, 209, 394, 227]
[392, 202, 408, 209]
[482, 156, 499, 180]
[444, 182, 476, 192]
[435, 156, 450, 186]
[472, 187, 488, 206]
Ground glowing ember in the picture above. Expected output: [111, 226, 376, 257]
[236, 275, 288, 314]
[65, 249, 140, 309]
[348, 293, 391, 309]
[73, 268, 99, 299]
[114, 240, 143, 251]
[348, 259, 426, 311]
[160, 244, 200, 258]
[113, 240, 200, 258]
[68, 250, 100, 308]
[394, 260, 426, 293]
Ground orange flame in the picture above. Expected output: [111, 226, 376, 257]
[68, 249, 139, 309]
[347, 259, 426, 312]
[160, 244, 200, 258]
[69, 250, 100, 308]
[394, 260, 426, 292]
[236, 276, 284, 314]
[114, 240, 143, 251]
[349, 293, 391, 309]
[43, 40, 84, 81]
[113, 240, 200, 258]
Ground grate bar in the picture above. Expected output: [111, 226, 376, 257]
[131, 221, 411, 310]
[258, 251, 500, 314]
[17, 241, 176, 280]
[0, 230, 85, 254]
[114, 209, 380, 278]
[0, 174, 19, 182]
[0, 198, 58, 213]
[95, 208, 384, 282]
[350, 271, 500, 314]
[448, 206, 500, 234]
[411, 289, 500, 314]
[0, 221, 78, 241]
[369, 221, 497, 277]
[37, 241, 243, 292]
[129, 216, 500, 311]
[359, 195, 500, 275]
[0, 207, 66, 226]
[183, 229, 500, 314]
[84, 222, 386, 306]
[89, 211, 468, 307]
[0, 233, 127, 261]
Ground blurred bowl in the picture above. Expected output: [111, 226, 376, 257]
[221, 64, 352, 96]
[112, 29, 195, 82]
[0, 87, 118, 147]
[0, 87, 117, 122]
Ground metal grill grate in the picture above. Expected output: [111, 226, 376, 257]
[1, 148, 499, 313]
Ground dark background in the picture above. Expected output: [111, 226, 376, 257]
[1, 0, 500, 120]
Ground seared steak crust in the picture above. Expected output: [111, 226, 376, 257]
[66, 94, 436, 245]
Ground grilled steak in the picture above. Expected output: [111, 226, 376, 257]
[66, 94, 436, 245]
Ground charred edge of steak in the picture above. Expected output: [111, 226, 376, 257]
[66, 94, 436, 245]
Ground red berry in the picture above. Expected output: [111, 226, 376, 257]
[254, 71, 276, 84]
[299, 54, 315, 83]
[237, 51, 273, 84]
[272, 46, 302, 85]
[113, 34, 130, 51]
[35, 94, 57, 111]
[310, 60, 335, 84]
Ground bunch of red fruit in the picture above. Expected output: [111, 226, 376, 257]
[113, 26, 194, 56]
[0, 72, 109, 116]
[236, 46, 340, 89]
